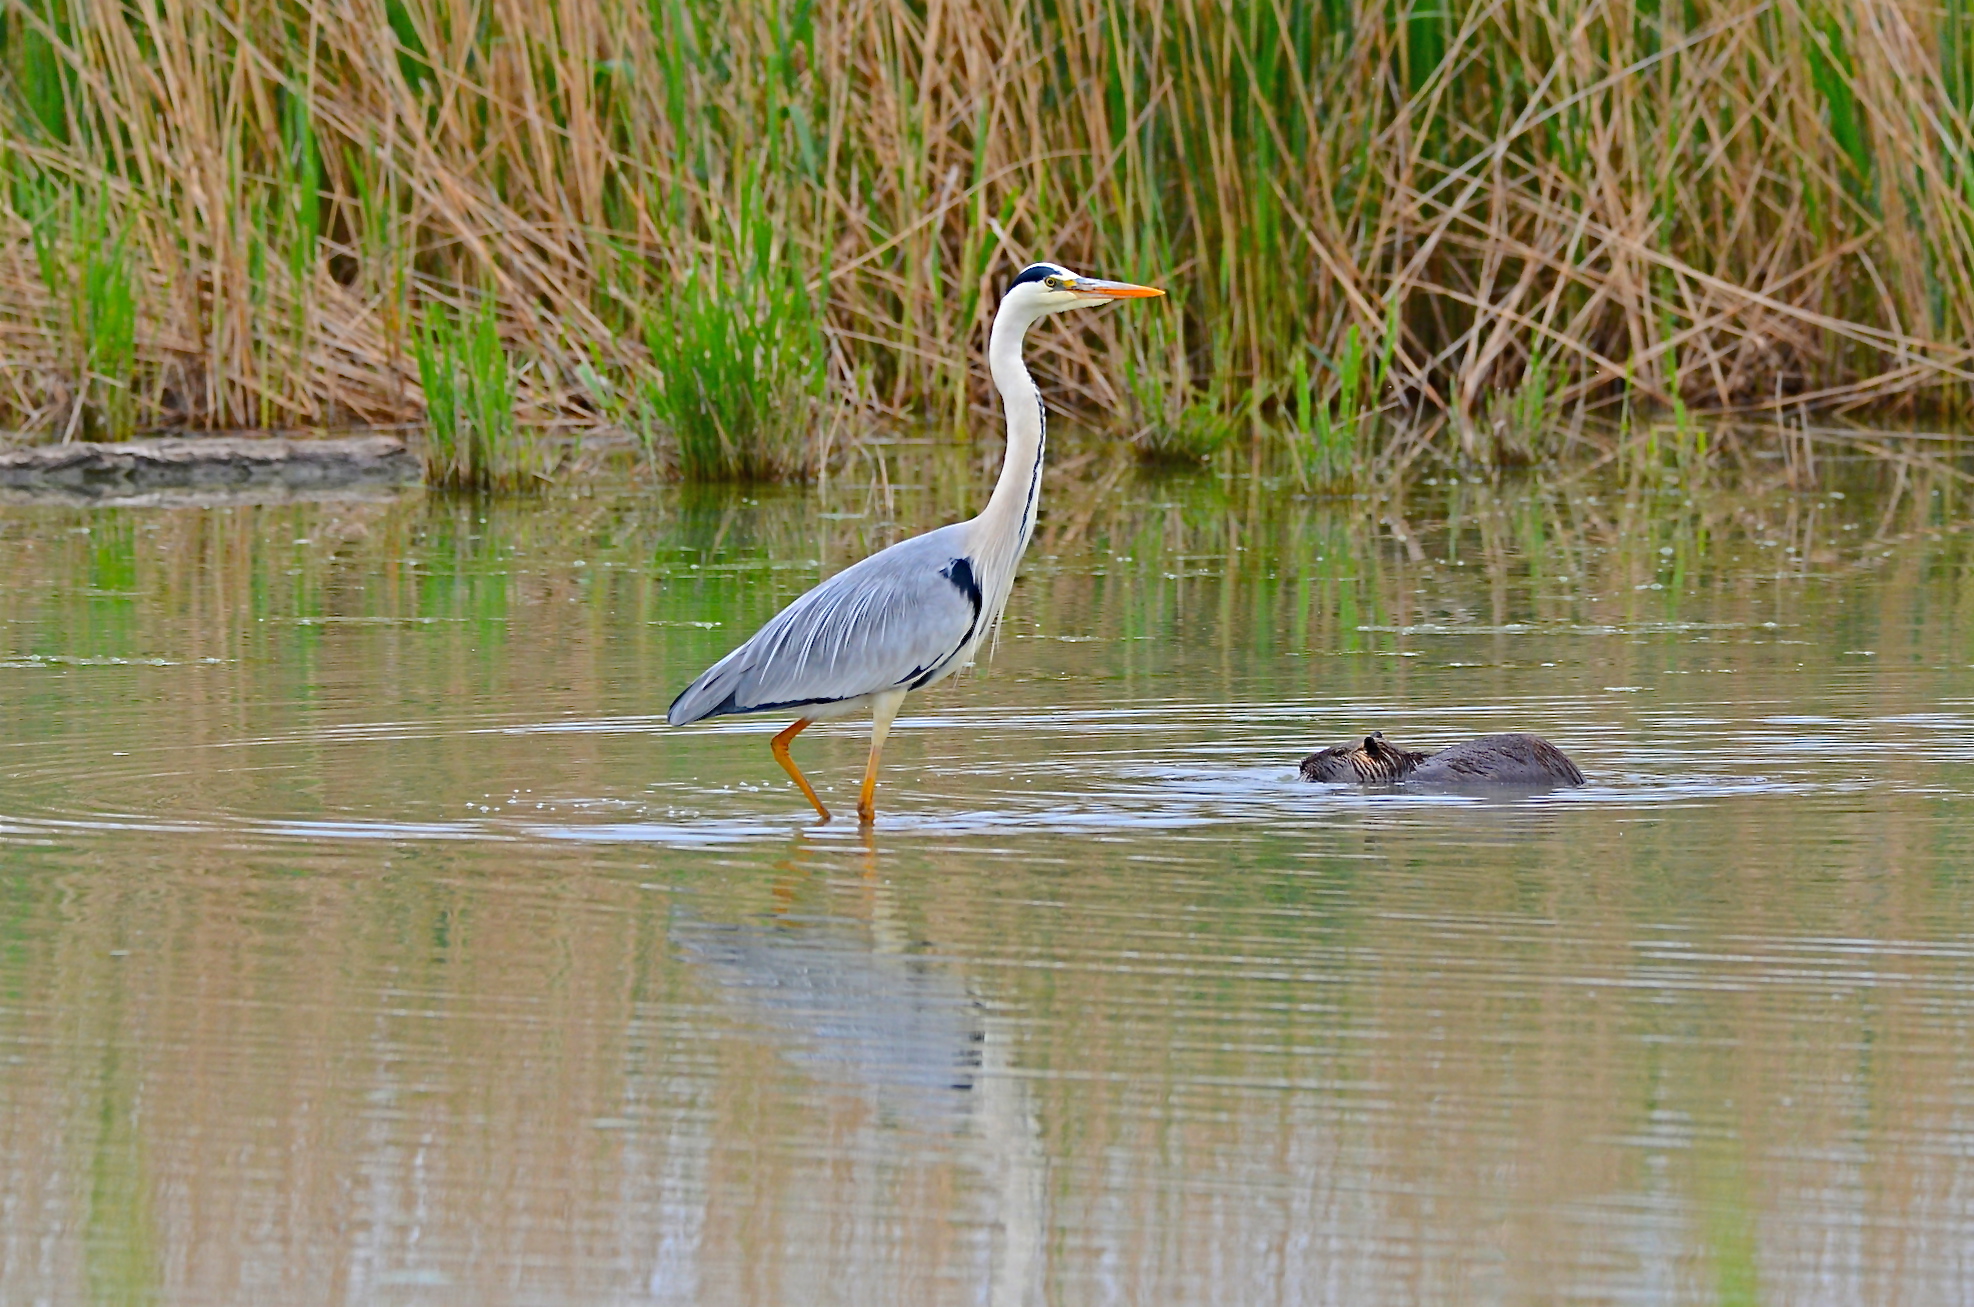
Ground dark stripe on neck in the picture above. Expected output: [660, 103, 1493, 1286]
[1016, 397, 1046, 544]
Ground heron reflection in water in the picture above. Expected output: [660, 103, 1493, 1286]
[663, 847, 1045, 1306]
[667, 264, 1164, 823]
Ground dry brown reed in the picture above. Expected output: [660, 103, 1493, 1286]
[4, 0, 1974, 471]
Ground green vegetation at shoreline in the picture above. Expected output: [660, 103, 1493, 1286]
[4, 0, 1974, 480]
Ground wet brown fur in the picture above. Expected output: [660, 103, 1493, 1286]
[1297, 731, 1429, 784]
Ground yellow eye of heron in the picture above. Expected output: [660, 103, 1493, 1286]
[1044, 276, 1063, 290]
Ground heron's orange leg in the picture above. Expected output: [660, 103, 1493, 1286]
[858, 691, 909, 825]
[771, 719, 830, 821]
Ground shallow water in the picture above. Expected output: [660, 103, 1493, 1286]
[5, 449, 1974, 1303]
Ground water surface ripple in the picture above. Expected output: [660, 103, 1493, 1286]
[3, 465, 1974, 1304]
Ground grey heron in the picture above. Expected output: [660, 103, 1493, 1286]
[667, 262, 1164, 822]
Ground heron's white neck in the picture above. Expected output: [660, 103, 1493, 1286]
[975, 304, 1049, 568]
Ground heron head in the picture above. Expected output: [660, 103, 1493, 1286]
[1003, 263, 1164, 318]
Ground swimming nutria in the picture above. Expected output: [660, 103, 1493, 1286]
[1299, 731, 1585, 787]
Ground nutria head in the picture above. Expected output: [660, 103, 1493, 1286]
[1299, 731, 1429, 784]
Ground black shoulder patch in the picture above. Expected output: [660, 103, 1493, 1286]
[905, 558, 988, 690]
[1008, 263, 1066, 290]
[940, 557, 983, 614]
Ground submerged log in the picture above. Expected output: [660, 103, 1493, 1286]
[0, 435, 420, 498]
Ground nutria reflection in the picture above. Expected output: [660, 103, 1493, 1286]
[1299, 731, 1585, 787]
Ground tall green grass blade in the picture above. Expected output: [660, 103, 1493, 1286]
[1806, 9, 1873, 206]
[642, 219, 824, 481]
[415, 291, 534, 491]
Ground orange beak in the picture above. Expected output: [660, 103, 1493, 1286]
[1067, 276, 1166, 299]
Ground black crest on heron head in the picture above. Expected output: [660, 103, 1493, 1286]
[1008, 262, 1070, 291]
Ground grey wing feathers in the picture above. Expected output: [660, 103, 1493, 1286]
[668, 525, 981, 725]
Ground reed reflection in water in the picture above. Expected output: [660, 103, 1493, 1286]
[2, 450, 1974, 1302]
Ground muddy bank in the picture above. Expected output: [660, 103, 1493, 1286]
[0, 435, 420, 501]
